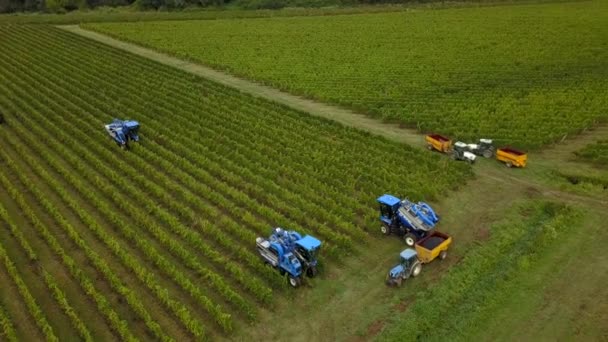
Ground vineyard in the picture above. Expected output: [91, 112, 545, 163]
[85, 0, 608, 149]
[0, 25, 470, 340]
[574, 140, 608, 166]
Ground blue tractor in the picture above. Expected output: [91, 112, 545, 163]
[386, 249, 422, 287]
[105, 119, 140, 149]
[377, 194, 439, 247]
[256, 228, 322, 287]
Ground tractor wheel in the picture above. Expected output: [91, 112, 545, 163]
[483, 150, 493, 158]
[307, 266, 318, 278]
[288, 276, 301, 288]
[506, 162, 513, 168]
[411, 262, 422, 277]
[439, 250, 448, 260]
[380, 224, 390, 235]
[404, 233, 416, 247]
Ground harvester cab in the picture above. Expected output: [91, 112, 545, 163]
[377, 194, 439, 247]
[467, 138, 495, 158]
[451, 141, 476, 164]
[293, 235, 321, 277]
[386, 248, 422, 287]
[105, 119, 140, 149]
[257, 228, 322, 287]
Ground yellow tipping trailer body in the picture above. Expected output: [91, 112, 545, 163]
[425, 134, 452, 153]
[496, 147, 528, 168]
[414, 231, 452, 264]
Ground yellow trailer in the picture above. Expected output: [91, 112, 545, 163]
[425, 134, 452, 153]
[414, 231, 452, 264]
[496, 147, 528, 168]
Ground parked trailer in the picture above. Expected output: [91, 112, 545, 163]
[414, 231, 452, 263]
[425, 134, 452, 153]
[496, 147, 528, 168]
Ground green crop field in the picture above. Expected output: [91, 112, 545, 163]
[0, 25, 470, 340]
[86, 0, 608, 149]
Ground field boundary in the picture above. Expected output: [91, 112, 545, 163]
[59, 25, 424, 147]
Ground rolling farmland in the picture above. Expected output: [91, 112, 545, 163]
[0, 25, 470, 340]
[86, 0, 608, 149]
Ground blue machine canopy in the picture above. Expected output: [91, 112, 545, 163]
[400, 248, 417, 260]
[296, 235, 322, 251]
[377, 194, 401, 207]
[124, 121, 140, 129]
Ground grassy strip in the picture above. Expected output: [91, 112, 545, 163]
[378, 200, 581, 341]
[448, 206, 604, 340]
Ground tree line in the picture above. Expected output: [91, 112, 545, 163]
[0, 0, 409, 14]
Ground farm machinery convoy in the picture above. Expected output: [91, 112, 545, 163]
[254, 195, 450, 289]
[99, 118, 449, 289]
[255, 195, 449, 289]
[97, 120, 461, 289]
[426, 134, 527, 167]
[377, 194, 452, 287]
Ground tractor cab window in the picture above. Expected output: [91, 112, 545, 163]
[295, 245, 311, 261]
[401, 255, 415, 267]
[298, 246, 318, 261]
[380, 204, 393, 218]
[308, 248, 319, 260]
